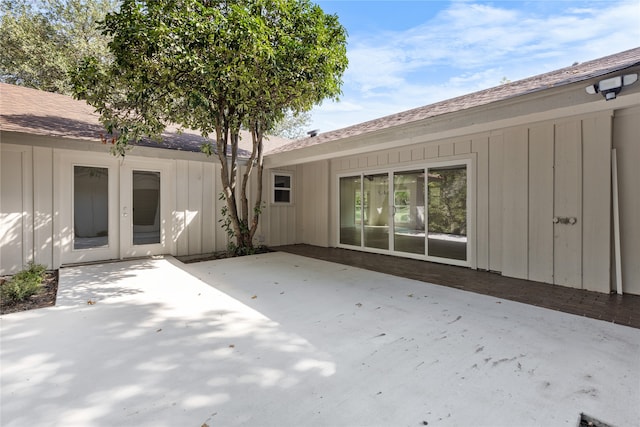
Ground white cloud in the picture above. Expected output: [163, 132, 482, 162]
[310, 0, 640, 132]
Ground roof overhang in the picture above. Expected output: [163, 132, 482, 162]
[265, 65, 640, 169]
[0, 130, 255, 164]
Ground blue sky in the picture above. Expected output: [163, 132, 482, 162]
[309, 0, 640, 133]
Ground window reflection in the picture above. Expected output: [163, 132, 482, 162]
[74, 166, 109, 249]
[133, 171, 161, 245]
[393, 170, 425, 255]
[427, 166, 467, 260]
[340, 176, 361, 246]
[363, 173, 389, 250]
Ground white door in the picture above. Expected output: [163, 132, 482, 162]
[119, 159, 171, 258]
[60, 155, 172, 265]
[60, 155, 120, 265]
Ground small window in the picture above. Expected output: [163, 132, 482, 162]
[273, 173, 292, 204]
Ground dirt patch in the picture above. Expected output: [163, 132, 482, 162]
[0, 271, 59, 315]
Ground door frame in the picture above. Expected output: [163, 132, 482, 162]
[58, 153, 175, 265]
[335, 156, 476, 268]
[59, 152, 120, 265]
[119, 157, 174, 259]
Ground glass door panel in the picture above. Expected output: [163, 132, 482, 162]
[427, 165, 467, 260]
[339, 176, 362, 246]
[74, 166, 109, 249]
[393, 170, 425, 254]
[363, 173, 389, 250]
[132, 171, 161, 245]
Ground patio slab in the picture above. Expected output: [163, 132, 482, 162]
[1, 252, 639, 426]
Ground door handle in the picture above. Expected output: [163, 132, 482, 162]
[553, 216, 577, 225]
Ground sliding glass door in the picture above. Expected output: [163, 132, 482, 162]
[427, 165, 467, 261]
[363, 173, 389, 250]
[393, 170, 425, 255]
[338, 161, 470, 266]
[339, 175, 361, 246]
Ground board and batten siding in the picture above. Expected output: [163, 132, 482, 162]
[1, 144, 57, 274]
[612, 106, 640, 296]
[287, 111, 617, 293]
[174, 159, 224, 256]
[262, 165, 299, 247]
[299, 160, 330, 247]
[1, 144, 37, 274]
[0, 141, 230, 274]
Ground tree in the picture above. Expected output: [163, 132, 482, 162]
[270, 109, 312, 139]
[72, 0, 348, 254]
[0, 0, 116, 94]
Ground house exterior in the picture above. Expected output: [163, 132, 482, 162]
[2, 47, 639, 295]
[0, 83, 288, 274]
[263, 47, 640, 296]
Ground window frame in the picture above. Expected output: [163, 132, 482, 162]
[335, 156, 475, 268]
[272, 172, 293, 204]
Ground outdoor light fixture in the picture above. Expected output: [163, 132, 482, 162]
[585, 73, 639, 101]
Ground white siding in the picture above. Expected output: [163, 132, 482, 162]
[300, 161, 329, 247]
[33, 146, 54, 267]
[613, 107, 640, 295]
[285, 112, 622, 293]
[1, 145, 32, 274]
[528, 123, 554, 284]
[488, 134, 504, 272]
[187, 161, 204, 254]
[175, 159, 226, 256]
[582, 114, 612, 292]
[201, 162, 217, 253]
[0, 140, 227, 274]
[501, 127, 529, 279]
[472, 137, 489, 271]
[175, 160, 190, 255]
[553, 120, 583, 288]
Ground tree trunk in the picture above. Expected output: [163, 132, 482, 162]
[217, 122, 265, 255]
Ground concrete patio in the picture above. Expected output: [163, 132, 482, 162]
[1, 252, 639, 426]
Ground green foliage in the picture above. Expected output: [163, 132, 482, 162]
[218, 190, 267, 256]
[72, 0, 348, 252]
[1, 262, 46, 304]
[218, 192, 236, 239]
[0, 0, 117, 94]
[72, 0, 348, 154]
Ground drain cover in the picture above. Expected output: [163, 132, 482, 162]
[579, 413, 613, 427]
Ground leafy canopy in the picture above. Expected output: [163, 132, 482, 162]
[72, 0, 348, 156]
[72, 0, 347, 251]
[0, 0, 116, 94]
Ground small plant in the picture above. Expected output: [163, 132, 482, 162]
[0, 263, 47, 305]
[218, 192, 267, 257]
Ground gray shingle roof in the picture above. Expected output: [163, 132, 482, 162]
[0, 83, 291, 156]
[269, 47, 640, 155]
